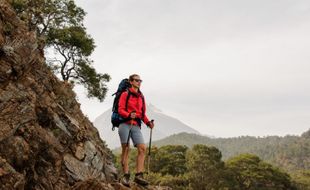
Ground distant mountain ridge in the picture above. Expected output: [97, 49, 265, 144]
[153, 129, 310, 172]
[94, 104, 200, 149]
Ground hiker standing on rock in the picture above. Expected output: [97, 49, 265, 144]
[117, 74, 154, 187]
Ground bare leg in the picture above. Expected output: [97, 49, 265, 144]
[136, 143, 146, 173]
[121, 143, 130, 173]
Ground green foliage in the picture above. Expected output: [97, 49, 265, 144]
[144, 172, 163, 185]
[114, 145, 189, 189]
[47, 26, 95, 56]
[291, 170, 310, 189]
[186, 144, 229, 190]
[10, 0, 85, 36]
[226, 154, 297, 190]
[154, 131, 310, 172]
[113, 144, 299, 190]
[159, 174, 189, 190]
[301, 129, 310, 138]
[150, 145, 188, 176]
[74, 60, 110, 101]
[9, 0, 110, 102]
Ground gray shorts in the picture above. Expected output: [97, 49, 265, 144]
[118, 123, 145, 146]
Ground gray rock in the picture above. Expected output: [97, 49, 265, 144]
[64, 154, 106, 182]
[53, 114, 72, 136]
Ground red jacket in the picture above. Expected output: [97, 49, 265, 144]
[118, 87, 150, 126]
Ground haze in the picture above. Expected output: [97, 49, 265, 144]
[74, 0, 310, 137]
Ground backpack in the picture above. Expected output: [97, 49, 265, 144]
[111, 79, 145, 130]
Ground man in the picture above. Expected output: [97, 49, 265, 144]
[118, 74, 154, 187]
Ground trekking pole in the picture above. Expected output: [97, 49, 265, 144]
[147, 120, 154, 175]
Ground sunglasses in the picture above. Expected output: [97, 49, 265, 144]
[133, 79, 143, 83]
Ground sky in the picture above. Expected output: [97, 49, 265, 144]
[74, 0, 310, 137]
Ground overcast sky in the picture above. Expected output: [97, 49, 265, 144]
[74, 0, 310, 137]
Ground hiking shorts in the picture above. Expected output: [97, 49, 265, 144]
[118, 123, 145, 146]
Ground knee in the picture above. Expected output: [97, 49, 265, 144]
[137, 144, 146, 154]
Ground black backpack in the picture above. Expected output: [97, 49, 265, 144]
[111, 79, 145, 130]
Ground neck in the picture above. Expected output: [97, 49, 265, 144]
[131, 86, 139, 92]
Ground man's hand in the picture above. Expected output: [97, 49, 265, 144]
[130, 111, 136, 119]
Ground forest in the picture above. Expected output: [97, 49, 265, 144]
[113, 129, 310, 189]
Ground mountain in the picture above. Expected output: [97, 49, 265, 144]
[94, 104, 200, 149]
[153, 130, 310, 172]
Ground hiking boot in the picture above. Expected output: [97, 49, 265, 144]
[120, 173, 131, 187]
[134, 172, 149, 186]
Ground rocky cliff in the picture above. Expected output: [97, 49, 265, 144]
[0, 1, 168, 189]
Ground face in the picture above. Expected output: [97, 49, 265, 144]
[130, 76, 143, 88]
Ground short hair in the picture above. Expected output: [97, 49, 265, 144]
[129, 74, 140, 81]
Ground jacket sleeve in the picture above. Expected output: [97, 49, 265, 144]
[118, 91, 130, 118]
[142, 97, 150, 125]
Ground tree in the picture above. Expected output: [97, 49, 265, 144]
[186, 144, 231, 190]
[158, 174, 189, 190]
[291, 170, 310, 189]
[10, 0, 110, 101]
[226, 154, 297, 190]
[150, 145, 188, 176]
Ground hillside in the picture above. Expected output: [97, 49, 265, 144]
[153, 129, 310, 172]
[94, 104, 200, 149]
